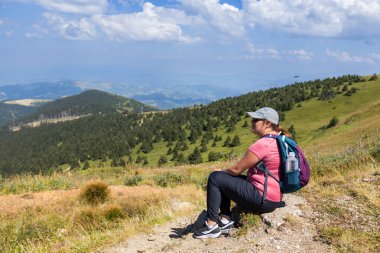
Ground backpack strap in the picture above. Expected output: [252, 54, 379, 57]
[257, 161, 280, 202]
[257, 133, 282, 203]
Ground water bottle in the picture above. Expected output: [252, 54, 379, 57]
[286, 152, 299, 185]
[286, 152, 298, 172]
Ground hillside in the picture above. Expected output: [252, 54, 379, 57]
[0, 74, 377, 176]
[0, 74, 379, 252]
[0, 102, 41, 127]
[17, 89, 157, 123]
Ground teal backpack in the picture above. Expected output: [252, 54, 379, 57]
[257, 133, 310, 201]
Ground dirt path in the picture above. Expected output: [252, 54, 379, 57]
[101, 194, 331, 253]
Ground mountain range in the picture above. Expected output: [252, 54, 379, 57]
[0, 80, 240, 110]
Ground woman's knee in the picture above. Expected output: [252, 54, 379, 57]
[208, 170, 227, 184]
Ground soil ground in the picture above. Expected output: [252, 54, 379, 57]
[101, 194, 331, 253]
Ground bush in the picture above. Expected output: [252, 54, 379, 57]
[208, 151, 224, 161]
[102, 204, 125, 221]
[326, 116, 339, 128]
[154, 172, 183, 187]
[79, 180, 110, 205]
[124, 175, 142, 186]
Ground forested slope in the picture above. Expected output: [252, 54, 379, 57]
[0, 74, 377, 176]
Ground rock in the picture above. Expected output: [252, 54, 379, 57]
[171, 198, 192, 211]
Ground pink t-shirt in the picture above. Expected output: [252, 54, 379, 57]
[248, 137, 282, 202]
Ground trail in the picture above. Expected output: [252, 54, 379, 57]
[101, 194, 331, 253]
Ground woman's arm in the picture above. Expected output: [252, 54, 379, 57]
[223, 151, 260, 176]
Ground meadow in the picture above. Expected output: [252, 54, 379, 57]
[1, 77, 379, 252]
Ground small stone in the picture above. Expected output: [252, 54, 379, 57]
[265, 228, 275, 235]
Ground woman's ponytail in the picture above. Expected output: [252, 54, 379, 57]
[272, 124, 293, 138]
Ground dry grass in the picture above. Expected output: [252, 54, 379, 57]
[300, 136, 380, 252]
[0, 182, 205, 253]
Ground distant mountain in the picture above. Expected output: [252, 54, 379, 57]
[0, 80, 240, 109]
[0, 80, 82, 101]
[131, 92, 210, 109]
[18, 89, 157, 124]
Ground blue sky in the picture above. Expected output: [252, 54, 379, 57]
[1, 0, 380, 93]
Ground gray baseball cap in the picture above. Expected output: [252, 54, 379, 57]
[247, 107, 279, 125]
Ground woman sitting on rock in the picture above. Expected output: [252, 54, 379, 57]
[194, 107, 290, 239]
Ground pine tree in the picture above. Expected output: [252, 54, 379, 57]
[230, 135, 240, 147]
[200, 142, 208, 152]
[176, 153, 186, 165]
[158, 155, 168, 167]
[223, 136, 231, 147]
[188, 147, 202, 164]
[167, 147, 173, 155]
[369, 73, 378, 81]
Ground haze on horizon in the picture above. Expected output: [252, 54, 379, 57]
[0, 0, 380, 93]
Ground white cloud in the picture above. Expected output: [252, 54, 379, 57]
[93, 2, 201, 43]
[44, 13, 96, 40]
[181, 0, 245, 38]
[284, 50, 313, 60]
[25, 24, 48, 38]
[0, 19, 3, 26]
[244, 42, 281, 59]
[243, 0, 380, 38]
[27, 0, 108, 14]
[326, 49, 375, 64]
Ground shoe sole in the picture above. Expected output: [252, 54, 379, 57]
[193, 231, 222, 239]
[221, 228, 231, 235]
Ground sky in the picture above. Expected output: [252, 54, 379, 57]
[1, 0, 380, 93]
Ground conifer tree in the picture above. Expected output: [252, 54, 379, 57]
[158, 155, 168, 167]
[230, 135, 240, 147]
[188, 147, 202, 164]
[223, 136, 231, 147]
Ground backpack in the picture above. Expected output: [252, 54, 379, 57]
[256, 133, 310, 201]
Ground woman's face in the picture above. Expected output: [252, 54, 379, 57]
[251, 118, 271, 136]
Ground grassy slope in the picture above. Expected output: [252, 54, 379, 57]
[139, 78, 380, 167]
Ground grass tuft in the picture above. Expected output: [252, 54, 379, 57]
[79, 180, 110, 206]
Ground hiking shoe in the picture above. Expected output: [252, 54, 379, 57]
[218, 220, 235, 235]
[193, 222, 221, 239]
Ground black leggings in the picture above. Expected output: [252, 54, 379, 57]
[206, 171, 281, 222]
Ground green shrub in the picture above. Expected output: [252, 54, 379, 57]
[236, 212, 262, 236]
[124, 175, 142, 186]
[79, 180, 110, 205]
[327, 116, 339, 128]
[154, 172, 183, 187]
[208, 151, 224, 161]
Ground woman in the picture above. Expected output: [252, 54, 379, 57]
[194, 107, 288, 239]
